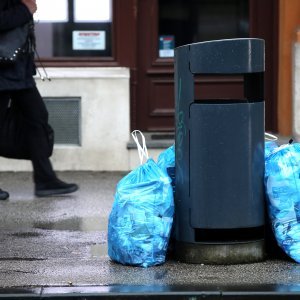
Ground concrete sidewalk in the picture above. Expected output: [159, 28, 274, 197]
[1, 171, 300, 299]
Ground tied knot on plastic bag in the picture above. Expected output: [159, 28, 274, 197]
[264, 136, 300, 263]
[108, 130, 174, 267]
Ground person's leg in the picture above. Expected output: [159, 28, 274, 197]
[0, 91, 11, 200]
[11, 87, 78, 197]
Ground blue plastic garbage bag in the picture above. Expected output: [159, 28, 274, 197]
[157, 144, 175, 173]
[264, 133, 278, 158]
[108, 131, 174, 268]
[157, 144, 175, 194]
[265, 142, 300, 263]
[265, 140, 278, 158]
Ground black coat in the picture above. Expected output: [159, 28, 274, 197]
[0, 0, 36, 91]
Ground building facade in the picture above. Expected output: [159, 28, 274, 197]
[1, 0, 297, 172]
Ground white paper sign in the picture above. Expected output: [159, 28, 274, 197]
[72, 31, 106, 50]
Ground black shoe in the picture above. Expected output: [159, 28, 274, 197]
[35, 180, 79, 197]
[0, 189, 9, 200]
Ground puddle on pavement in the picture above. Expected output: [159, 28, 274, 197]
[34, 216, 108, 232]
[90, 243, 108, 258]
[2, 216, 107, 232]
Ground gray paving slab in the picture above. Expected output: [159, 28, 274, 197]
[0, 171, 300, 292]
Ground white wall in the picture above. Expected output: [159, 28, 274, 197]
[0, 67, 132, 171]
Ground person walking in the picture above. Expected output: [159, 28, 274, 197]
[0, 0, 79, 199]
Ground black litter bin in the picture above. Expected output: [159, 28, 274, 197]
[174, 38, 265, 264]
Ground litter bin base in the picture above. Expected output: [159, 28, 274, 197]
[174, 240, 265, 264]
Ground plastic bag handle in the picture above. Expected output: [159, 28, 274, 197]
[265, 132, 278, 141]
[131, 130, 149, 165]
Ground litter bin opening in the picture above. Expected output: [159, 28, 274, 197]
[194, 226, 265, 243]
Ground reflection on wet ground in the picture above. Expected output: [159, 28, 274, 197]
[34, 216, 108, 232]
[0, 215, 107, 236]
[90, 244, 108, 258]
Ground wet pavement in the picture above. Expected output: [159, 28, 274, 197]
[1, 171, 300, 299]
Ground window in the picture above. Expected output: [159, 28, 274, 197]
[35, 0, 68, 22]
[34, 0, 112, 58]
[74, 0, 111, 22]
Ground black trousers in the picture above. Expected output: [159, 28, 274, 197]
[0, 86, 57, 185]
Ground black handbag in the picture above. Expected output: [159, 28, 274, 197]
[0, 22, 30, 65]
[0, 99, 54, 160]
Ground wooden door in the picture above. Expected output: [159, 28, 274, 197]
[134, 0, 278, 132]
[135, 0, 174, 132]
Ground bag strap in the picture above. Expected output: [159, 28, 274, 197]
[265, 132, 278, 141]
[131, 130, 149, 165]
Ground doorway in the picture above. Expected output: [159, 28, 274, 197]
[132, 0, 278, 132]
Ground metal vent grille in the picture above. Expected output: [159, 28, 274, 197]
[43, 97, 81, 145]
